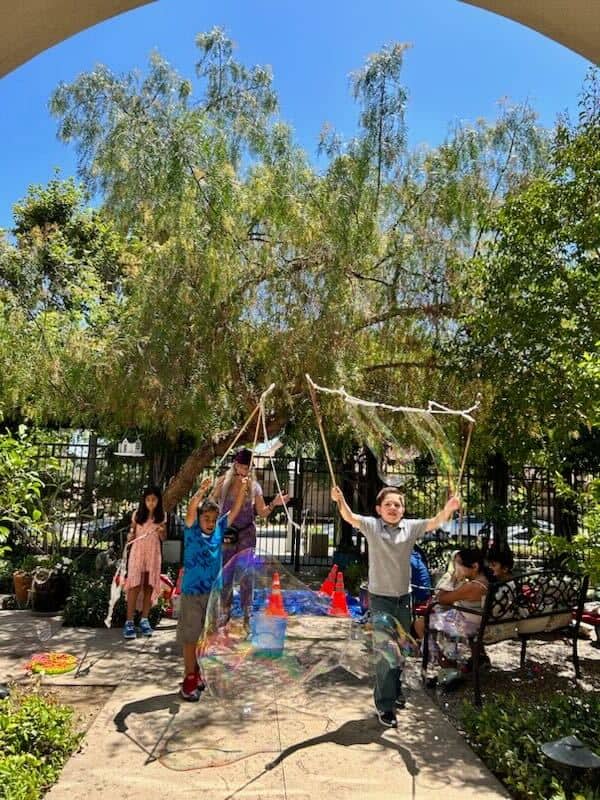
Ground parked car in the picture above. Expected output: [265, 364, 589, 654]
[422, 515, 489, 543]
[506, 519, 553, 546]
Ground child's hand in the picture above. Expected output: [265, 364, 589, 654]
[273, 492, 290, 507]
[239, 476, 250, 495]
[444, 495, 461, 514]
[330, 486, 343, 504]
[195, 477, 212, 498]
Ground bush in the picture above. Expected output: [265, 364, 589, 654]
[62, 571, 163, 628]
[0, 690, 81, 800]
[461, 692, 600, 800]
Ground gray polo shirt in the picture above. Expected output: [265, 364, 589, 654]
[355, 515, 428, 598]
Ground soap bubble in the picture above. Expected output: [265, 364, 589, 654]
[199, 551, 346, 713]
[35, 620, 53, 643]
[340, 610, 420, 688]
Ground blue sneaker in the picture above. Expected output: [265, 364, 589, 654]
[123, 620, 136, 640]
[139, 618, 153, 637]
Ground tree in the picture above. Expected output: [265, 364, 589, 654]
[2, 32, 556, 506]
[455, 71, 600, 466]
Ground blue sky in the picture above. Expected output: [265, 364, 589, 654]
[0, 0, 591, 230]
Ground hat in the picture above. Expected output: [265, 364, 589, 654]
[233, 448, 252, 466]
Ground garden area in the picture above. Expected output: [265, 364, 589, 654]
[0, 21, 599, 800]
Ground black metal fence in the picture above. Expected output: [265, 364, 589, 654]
[30, 435, 597, 572]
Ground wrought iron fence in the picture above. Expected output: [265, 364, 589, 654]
[29, 434, 597, 573]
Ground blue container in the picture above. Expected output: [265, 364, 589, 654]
[359, 582, 370, 614]
[251, 613, 287, 657]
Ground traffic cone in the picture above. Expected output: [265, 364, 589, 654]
[328, 571, 350, 617]
[318, 564, 338, 596]
[265, 572, 287, 617]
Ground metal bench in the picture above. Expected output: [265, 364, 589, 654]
[421, 569, 589, 706]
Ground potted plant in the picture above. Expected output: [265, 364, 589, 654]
[12, 554, 38, 607]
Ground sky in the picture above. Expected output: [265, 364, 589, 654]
[0, 0, 592, 230]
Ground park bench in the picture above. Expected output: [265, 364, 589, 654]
[421, 569, 589, 706]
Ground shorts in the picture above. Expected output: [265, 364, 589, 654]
[176, 593, 209, 646]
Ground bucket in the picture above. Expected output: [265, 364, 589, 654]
[251, 613, 287, 657]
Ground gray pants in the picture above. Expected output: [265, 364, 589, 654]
[369, 592, 412, 713]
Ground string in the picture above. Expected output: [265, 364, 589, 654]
[259, 397, 303, 534]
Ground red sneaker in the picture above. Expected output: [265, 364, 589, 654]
[180, 673, 201, 702]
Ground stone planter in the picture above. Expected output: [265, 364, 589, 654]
[31, 569, 70, 613]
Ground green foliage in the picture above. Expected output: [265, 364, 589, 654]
[2, 30, 588, 502]
[456, 70, 600, 465]
[62, 570, 163, 628]
[0, 690, 81, 800]
[0, 428, 48, 557]
[533, 475, 600, 585]
[461, 692, 600, 800]
[343, 561, 367, 596]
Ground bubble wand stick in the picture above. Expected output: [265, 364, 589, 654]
[306, 374, 336, 486]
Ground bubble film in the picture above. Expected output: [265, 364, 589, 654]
[340, 611, 420, 687]
[198, 551, 336, 711]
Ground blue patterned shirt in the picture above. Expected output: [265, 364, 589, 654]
[182, 515, 226, 595]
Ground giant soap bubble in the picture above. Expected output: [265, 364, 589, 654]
[198, 551, 347, 714]
[340, 609, 420, 699]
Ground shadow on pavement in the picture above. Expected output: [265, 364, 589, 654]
[264, 715, 419, 776]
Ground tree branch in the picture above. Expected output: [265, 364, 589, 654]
[354, 302, 453, 332]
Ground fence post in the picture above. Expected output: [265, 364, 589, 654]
[80, 433, 98, 548]
[293, 455, 304, 572]
[554, 467, 578, 540]
[489, 452, 509, 547]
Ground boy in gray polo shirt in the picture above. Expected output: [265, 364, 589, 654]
[331, 485, 460, 728]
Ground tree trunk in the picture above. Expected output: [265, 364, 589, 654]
[162, 411, 288, 511]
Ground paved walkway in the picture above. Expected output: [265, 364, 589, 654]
[0, 608, 510, 800]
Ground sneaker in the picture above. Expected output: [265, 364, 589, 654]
[123, 620, 136, 640]
[139, 618, 153, 637]
[376, 710, 398, 728]
[180, 673, 201, 702]
[395, 693, 406, 710]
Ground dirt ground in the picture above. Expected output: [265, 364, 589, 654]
[18, 680, 116, 735]
[420, 626, 600, 728]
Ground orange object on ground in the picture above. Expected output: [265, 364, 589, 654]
[318, 564, 338, 596]
[265, 572, 287, 617]
[328, 571, 350, 617]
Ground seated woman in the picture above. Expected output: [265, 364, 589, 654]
[431, 547, 488, 634]
[487, 546, 514, 582]
[413, 549, 464, 641]
[425, 548, 490, 671]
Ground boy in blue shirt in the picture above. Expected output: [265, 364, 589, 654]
[177, 475, 248, 701]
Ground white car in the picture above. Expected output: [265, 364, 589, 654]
[506, 519, 553, 546]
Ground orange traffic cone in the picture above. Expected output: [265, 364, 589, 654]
[318, 564, 338, 596]
[265, 572, 287, 617]
[328, 571, 350, 617]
